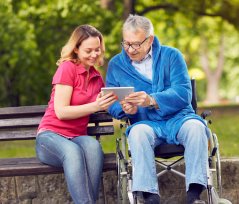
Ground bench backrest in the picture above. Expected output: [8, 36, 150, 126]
[0, 79, 196, 142]
[0, 105, 114, 141]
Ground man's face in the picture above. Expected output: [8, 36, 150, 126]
[122, 28, 153, 62]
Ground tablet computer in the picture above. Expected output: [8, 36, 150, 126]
[101, 87, 134, 101]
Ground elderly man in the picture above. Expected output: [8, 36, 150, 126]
[106, 14, 208, 204]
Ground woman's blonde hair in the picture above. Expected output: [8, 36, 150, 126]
[56, 25, 105, 66]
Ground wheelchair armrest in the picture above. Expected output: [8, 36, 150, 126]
[120, 116, 129, 122]
[200, 110, 212, 119]
[120, 117, 130, 129]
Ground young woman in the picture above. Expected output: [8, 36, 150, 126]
[36, 25, 117, 204]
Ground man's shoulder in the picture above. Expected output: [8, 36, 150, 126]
[161, 45, 180, 53]
[159, 45, 182, 58]
[109, 53, 123, 65]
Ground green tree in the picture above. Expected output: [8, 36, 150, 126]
[0, 0, 122, 106]
[0, 1, 39, 106]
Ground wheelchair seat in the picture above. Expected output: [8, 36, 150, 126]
[154, 144, 184, 159]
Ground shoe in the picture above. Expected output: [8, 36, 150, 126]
[144, 193, 160, 204]
[187, 183, 204, 204]
[193, 200, 205, 204]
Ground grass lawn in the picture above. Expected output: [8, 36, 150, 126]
[208, 113, 239, 158]
[0, 115, 238, 158]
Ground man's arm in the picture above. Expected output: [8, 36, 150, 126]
[151, 49, 192, 116]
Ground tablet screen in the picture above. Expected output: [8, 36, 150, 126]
[101, 87, 134, 101]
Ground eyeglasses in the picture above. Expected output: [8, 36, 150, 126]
[121, 37, 149, 50]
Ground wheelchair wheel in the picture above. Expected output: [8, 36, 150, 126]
[117, 164, 129, 204]
[207, 132, 222, 204]
[218, 198, 232, 204]
[116, 138, 129, 204]
[211, 133, 222, 196]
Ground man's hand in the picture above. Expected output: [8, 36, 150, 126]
[124, 91, 151, 107]
[120, 100, 138, 114]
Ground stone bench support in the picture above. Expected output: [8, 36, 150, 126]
[0, 159, 238, 204]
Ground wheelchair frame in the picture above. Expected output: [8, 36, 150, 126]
[116, 79, 231, 204]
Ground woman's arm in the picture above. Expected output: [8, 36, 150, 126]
[54, 84, 116, 120]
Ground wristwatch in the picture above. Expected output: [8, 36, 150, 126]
[148, 95, 155, 109]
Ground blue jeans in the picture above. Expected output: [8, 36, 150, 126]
[127, 119, 209, 194]
[36, 131, 104, 204]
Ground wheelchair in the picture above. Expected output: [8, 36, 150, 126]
[116, 79, 231, 204]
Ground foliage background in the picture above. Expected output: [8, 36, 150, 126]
[1, 0, 239, 106]
[0, 0, 123, 106]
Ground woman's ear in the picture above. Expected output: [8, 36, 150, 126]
[73, 47, 78, 54]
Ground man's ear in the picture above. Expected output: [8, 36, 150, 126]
[149, 35, 154, 45]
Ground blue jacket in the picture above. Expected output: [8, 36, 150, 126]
[106, 37, 205, 144]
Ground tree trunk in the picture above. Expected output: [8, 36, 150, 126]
[205, 75, 220, 104]
[100, 0, 135, 20]
[123, 0, 135, 20]
[100, 0, 114, 10]
[200, 33, 224, 104]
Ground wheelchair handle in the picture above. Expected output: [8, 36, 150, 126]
[201, 110, 212, 119]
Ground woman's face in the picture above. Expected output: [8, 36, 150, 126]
[74, 36, 101, 69]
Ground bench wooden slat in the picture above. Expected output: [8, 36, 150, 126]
[0, 105, 47, 119]
[0, 115, 112, 127]
[0, 117, 114, 130]
[0, 153, 116, 177]
[0, 129, 37, 141]
[87, 126, 114, 136]
[89, 112, 113, 123]
[0, 126, 114, 141]
[0, 106, 112, 123]
[0, 117, 42, 129]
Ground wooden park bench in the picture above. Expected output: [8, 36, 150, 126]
[0, 105, 116, 177]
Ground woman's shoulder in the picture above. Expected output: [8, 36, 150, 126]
[57, 61, 79, 74]
[59, 60, 77, 69]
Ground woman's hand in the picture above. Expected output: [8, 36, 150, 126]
[125, 91, 151, 107]
[95, 92, 117, 111]
[120, 100, 138, 114]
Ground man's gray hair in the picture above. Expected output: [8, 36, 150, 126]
[123, 14, 154, 36]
